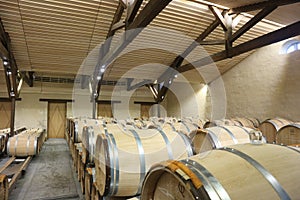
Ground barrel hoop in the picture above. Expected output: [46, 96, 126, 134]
[128, 129, 146, 195]
[218, 126, 238, 144]
[176, 131, 194, 156]
[267, 120, 281, 131]
[104, 133, 115, 196]
[167, 123, 176, 131]
[15, 135, 18, 155]
[7, 138, 10, 155]
[220, 147, 291, 200]
[274, 118, 285, 126]
[107, 133, 120, 196]
[181, 160, 224, 200]
[286, 146, 300, 154]
[291, 123, 300, 129]
[34, 136, 38, 155]
[27, 135, 30, 155]
[181, 121, 191, 133]
[183, 159, 230, 199]
[206, 129, 222, 148]
[102, 123, 108, 135]
[157, 129, 173, 159]
[237, 126, 251, 135]
[247, 118, 257, 128]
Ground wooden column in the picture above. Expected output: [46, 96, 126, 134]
[10, 97, 15, 137]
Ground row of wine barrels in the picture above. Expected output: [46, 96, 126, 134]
[232, 117, 260, 129]
[189, 125, 256, 154]
[277, 123, 300, 145]
[259, 118, 293, 143]
[204, 119, 242, 128]
[7, 135, 38, 156]
[94, 126, 194, 197]
[141, 143, 300, 200]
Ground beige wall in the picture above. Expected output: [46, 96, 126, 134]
[0, 81, 156, 129]
[220, 37, 300, 121]
[166, 37, 300, 122]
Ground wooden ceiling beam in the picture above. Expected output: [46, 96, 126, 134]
[126, 0, 144, 25]
[231, 0, 300, 13]
[93, 0, 172, 100]
[230, 6, 277, 42]
[107, 1, 125, 39]
[209, 6, 227, 31]
[178, 21, 300, 74]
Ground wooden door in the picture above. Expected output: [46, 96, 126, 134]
[141, 104, 151, 119]
[0, 101, 11, 129]
[48, 102, 66, 138]
[97, 103, 113, 118]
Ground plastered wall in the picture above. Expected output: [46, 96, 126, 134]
[0, 82, 156, 129]
[219, 37, 300, 121]
[166, 37, 300, 121]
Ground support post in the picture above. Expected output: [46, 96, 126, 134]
[10, 97, 15, 137]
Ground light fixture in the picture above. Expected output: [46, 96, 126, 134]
[100, 68, 105, 73]
[97, 76, 101, 80]
[161, 95, 164, 99]
[174, 74, 178, 78]
[154, 80, 158, 84]
[168, 80, 172, 84]
[3, 60, 8, 66]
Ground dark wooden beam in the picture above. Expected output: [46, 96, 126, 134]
[128, 0, 172, 30]
[178, 21, 300, 73]
[231, 0, 300, 13]
[107, 1, 125, 39]
[0, 42, 9, 59]
[230, 6, 277, 42]
[126, 0, 144, 25]
[20, 71, 34, 87]
[93, 0, 172, 100]
[156, 19, 220, 101]
[0, 98, 21, 102]
[134, 101, 157, 105]
[199, 40, 225, 45]
[96, 100, 121, 104]
[209, 6, 227, 31]
[39, 98, 74, 103]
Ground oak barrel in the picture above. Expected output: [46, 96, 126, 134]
[189, 125, 254, 154]
[7, 135, 38, 156]
[141, 143, 300, 200]
[259, 118, 293, 143]
[94, 126, 194, 197]
[277, 123, 300, 145]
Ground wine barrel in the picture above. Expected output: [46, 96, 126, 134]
[189, 125, 254, 154]
[7, 135, 38, 156]
[94, 127, 194, 197]
[232, 118, 257, 129]
[82, 122, 120, 165]
[141, 143, 300, 200]
[206, 119, 241, 128]
[259, 118, 293, 143]
[277, 123, 300, 145]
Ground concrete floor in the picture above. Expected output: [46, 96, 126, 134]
[9, 138, 84, 200]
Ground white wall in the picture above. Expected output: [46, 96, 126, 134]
[166, 82, 209, 119]
[0, 81, 156, 130]
[220, 36, 300, 121]
[166, 37, 300, 122]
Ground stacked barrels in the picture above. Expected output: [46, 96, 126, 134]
[7, 128, 45, 157]
[65, 116, 300, 200]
